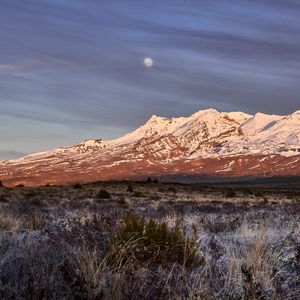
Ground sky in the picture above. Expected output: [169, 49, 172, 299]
[1, 0, 300, 160]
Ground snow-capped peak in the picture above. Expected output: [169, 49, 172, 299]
[147, 114, 162, 122]
[1, 108, 300, 185]
[3, 108, 300, 166]
[241, 112, 283, 135]
[191, 108, 219, 117]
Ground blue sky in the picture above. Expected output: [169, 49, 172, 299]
[1, 0, 300, 160]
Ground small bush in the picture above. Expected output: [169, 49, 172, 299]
[97, 189, 111, 199]
[24, 191, 38, 199]
[254, 190, 264, 198]
[0, 195, 9, 203]
[109, 213, 199, 266]
[127, 185, 134, 193]
[225, 188, 236, 198]
[263, 197, 269, 204]
[73, 183, 82, 189]
[116, 196, 129, 206]
[242, 187, 253, 195]
[132, 191, 145, 198]
[167, 187, 177, 193]
[149, 194, 161, 201]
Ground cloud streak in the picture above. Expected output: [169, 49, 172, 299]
[0, 0, 300, 157]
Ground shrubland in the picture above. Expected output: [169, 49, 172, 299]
[0, 181, 299, 299]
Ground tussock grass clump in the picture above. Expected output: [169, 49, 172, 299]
[59, 243, 107, 300]
[0, 212, 19, 233]
[109, 213, 198, 267]
[26, 213, 47, 231]
[97, 189, 111, 199]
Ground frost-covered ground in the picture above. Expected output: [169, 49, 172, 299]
[0, 180, 299, 299]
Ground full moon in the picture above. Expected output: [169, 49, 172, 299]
[144, 57, 153, 68]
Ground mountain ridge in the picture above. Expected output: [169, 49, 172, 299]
[1, 108, 300, 186]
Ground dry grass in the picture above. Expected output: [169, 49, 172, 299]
[0, 181, 298, 299]
[0, 211, 19, 234]
[63, 242, 108, 299]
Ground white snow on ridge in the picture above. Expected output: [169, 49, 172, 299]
[241, 112, 283, 135]
[1, 108, 300, 167]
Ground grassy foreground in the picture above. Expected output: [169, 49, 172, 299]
[0, 180, 299, 299]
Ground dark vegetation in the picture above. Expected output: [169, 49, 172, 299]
[0, 179, 299, 299]
[73, 183, 82, 189]
[97, 189, 111, 199]
[132, 191, 145, 198]
[109, 213, 198, 267]
[224, 188, 236, 198]
[126, 185, 133, 193]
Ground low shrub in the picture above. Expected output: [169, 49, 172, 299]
[225, 188, 236, 198]
[24, 191, 38, 199]
[263, 197, 269, 204]
[0, 195, 9, 203]
[167, 187, 177, 193]
[73, 183, 82, 189]
[127, 185, 133, 193]
[242, 187, 253, 195]
[97, 189, 111, 199]
[132, 191, 145, 198]
[116, 196, 129, 206]
[254, 190, 264, 198]
[149, 194, 161, 201]
[109, 213, 199, 267]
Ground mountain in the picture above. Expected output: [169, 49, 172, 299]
[1, 108, 300, 186]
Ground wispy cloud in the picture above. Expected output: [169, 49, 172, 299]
[0, 0, 300, 155]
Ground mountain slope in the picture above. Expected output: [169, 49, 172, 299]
[1, 108, 300, 186]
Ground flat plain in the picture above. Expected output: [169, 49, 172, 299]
[0, 178, 299, 299]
